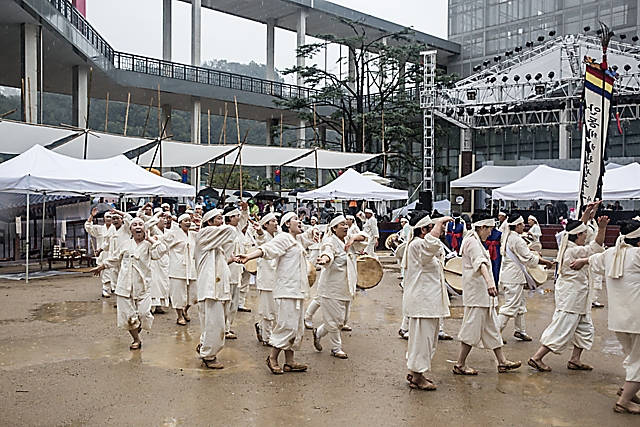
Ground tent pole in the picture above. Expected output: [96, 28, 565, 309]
[40, 195, 45, 269]
[26, 190, 29, 283]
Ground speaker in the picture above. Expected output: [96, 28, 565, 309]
[418, 191, 433, 213]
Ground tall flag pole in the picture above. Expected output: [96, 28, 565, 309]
[578, 22, 618, 213]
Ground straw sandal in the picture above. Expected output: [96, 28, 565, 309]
[283, 363, 308, 372]
[266, 356, 283, 375]
[129, 341, 142, 350]
[528, 358, 552, 372]
[614, 403, 640, 414]
[452, 365, 478, 375]
[498, 360, 521, 373]
[567, 361, 593, 371]
[202, 359, 224, 369]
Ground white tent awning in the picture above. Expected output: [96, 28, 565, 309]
[0, 145, 195, 197]
[450, 165, 540, 189]
[297, 168, 407, 201]
[135, 141, 238, 168]
[52, 131, 156, 160]
[287, 150, 380, 169]
[0, 120, 78, 154]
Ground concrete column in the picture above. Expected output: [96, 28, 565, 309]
[559, 109, 571, 159]
[191, 0, 201, 67]
[71, 65, 89, 128]
[162, 0, 172, 61]
[161, 104, 172, 138]
[296, 10, 307, 148]
[21, 23, 38, 124]
[266, 19, 275, 81]
[191, 97, 201, 145]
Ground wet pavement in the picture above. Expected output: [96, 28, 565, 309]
[0, 259, 637, 427]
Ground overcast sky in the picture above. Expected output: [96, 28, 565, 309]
[87, 0, 448, 83]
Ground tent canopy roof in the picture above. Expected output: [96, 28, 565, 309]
[0, 145, 195, 197]
[297, 168, 407, 201]
[450, 165, 540, 189]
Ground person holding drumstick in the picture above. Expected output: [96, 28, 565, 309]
[312, 215, 367, 359]
[454, 213, 521, 375]
[402, 214, 452, 390]
[237, 212, 313, 374]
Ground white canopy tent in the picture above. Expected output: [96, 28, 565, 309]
[450, 165, 540, 189]
[297, 168, 408, 201]
[0, 145, 195, 282]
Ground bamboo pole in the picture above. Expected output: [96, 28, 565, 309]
[142, 97, 153, 138]
[104, 92, 109, 132]
[382, 109, 386, 177]
[123, 92, 131, 136]
[207, 109, 211, 145]
[223, 103, 228, 145]
[234, 96, 242, 200]
[83, 68, 93, 159]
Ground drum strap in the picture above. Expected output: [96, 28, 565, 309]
[505, 244, 537, 291]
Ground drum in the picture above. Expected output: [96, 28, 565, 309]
[244, 259, 257, 274]
[528, 242, 543, 252]
[385, 234, 400, 251]
[444, 256, 463, 276]
[527, 265, 548, 286]
[307, 260, 318, 287]
[444, 271, 463, 294]
[395, 242, 407, 262]
[356, 255, 384, 289]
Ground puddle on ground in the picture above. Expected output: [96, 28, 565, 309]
[31, 301, 115, 323]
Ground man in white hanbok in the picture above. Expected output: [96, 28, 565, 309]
[362, 209, 379, 258]
[222, 203, 249, 339]
[253, 212, 279, 345]
[312, 215, 367, 359]
[237, 223, 257, 313]
[91, 218, 167, 350]
[571, 219, 640, 414]
[529, 202, 607, 372]
[239, 213, 313, 374]
[498, 215, 554, 342]
[101, 210, 133, 300]
[85, 208, 113, 297]
[160, 213, 197, 325]
[454, 215, 521, 375]
[402, 215, 452, 390]
[145, 211, 170, 312]
[194, 208, 237, 369]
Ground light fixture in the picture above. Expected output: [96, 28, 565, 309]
[466, 90, 477, 101]
[612, 65, 619, 71]
[515, 46, 523, 52]
[549, 30, 556, 37]
[534, 72, 543, 81]
[502, 75, 509, 82]
[584, 26, 591, 32]
[559, 101, 567, 109]
[479, 107, 488, 115]
[624, 64, 632, 72]
[502, 105, 509, 113]
[537, 36, 545, 42]
[535, 84, 545, 95]
[620, 34, 627, 40]
[525, 73, 532, 81]
[446, 109, 454, 117]
[526, 41, 534, 48]
[473, 65, 482, 72]
[633, 36, 639, 42]
[513, 74, 521, 82]
[490, 76, 497, 83]
[494, 55, 502, 62]
[466, 107, 475, 116]
[458, 107, 465, 116]
[548, 71, 555, 79]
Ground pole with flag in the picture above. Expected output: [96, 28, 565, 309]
[578, 22, 618, 213]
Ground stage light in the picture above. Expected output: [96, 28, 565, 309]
[488, 107, 495, 115]
[596, 29, 603, 35]
[624, 64, 632, 72]
[505, 51, 511, 57]
[479, 107, 488, 115]
[495, 127, 502, 135]
[483, 60, 491, 66]
[473, 65, 482, 72]
[458, 107, 465, 116]
[502, 75, 509, 82]
[537, 36, 545, 42]
[513, 74, 521, 82]
[584, 26, 591, 32]
[446, 109, 454, 117]
[549, 31, 556, 37]
[494, 55, 502, 62]
[502, 105, 509, 113]
[612, 65, 619, 71]
[515, 46, 522, 52]
[512, 126, 520, 134]
[534, 73, 543, 81]
[559, 101, 567, 109]
[535, 84, 545, 95]
[548, 71, 555, 79]
[525, 73, 532, 81]
[490, 76, 497, 83]
[620, 34, 627, 40]
[466, 107, 475, 116]
[526, 41, 534, 48]
[633, 36, 639, 42]
[466, 90, 477, 101]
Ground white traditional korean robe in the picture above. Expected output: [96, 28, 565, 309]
[590, 246, 640, 382]
[102, 238, 167, 331]
[238, 226, 257, 309]
[256, 230, 278, 342]
[161, 227, 198, 310]
[363, 216, 379, 258]
[457, 233, 502, 350]
[498, 232, 539, 334]
[403, 234, 450, 373]
[540, 240, 603, 354]
[222, 210, 249, 332]
[102, 214, 132, 290]
[194, 224, 236, 361]
[85, 221, 112, 293]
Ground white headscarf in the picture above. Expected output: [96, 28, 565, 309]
[500, 216, 524, 256]
[202, 208, 223, 224]
[324, 215, 347, 240]
[259, 212, 277, 226]
[224, 208, 240, 218]
[528, 215, 538, 224]
[609, 224, 640, 278]
[556, 222, 587, 270]
[177, 213, 191, 224]
[280, 212, 297, 228]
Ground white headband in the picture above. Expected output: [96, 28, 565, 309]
[346, 215, 355, 220]
[104, 212, 112, 218]
[528, 215, 538, 223]
[364, 209, 373, 214]
[498, 211, 506, 217]
[509, 216, 524, 226]
[500, 216, 523, 256]
[224, 208, 240, 217]
[280, 212, 297, 228]
[473, 219, 495, 228]
[202, 209, 223, 224]
[329, 215, 346, 229]
[260, 212, 277, 226]
[178, 213, 191, 224]
[556, 222, 588, 270]
[154, 207, 163, 214]
[195, 204, 203, 209]
[609, 226, 640, 278]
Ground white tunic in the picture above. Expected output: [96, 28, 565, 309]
[363, 217, 379, 240]
[528, 224, 542, 242]
[460, 234, 494, 308]
[500, 232, 539, 285]
[103, 239, 167, 300]
[555, 241, 604, 314]
[589, 246, 640, 334]
[102, 214, 133, 258]
[259, 233, 310, 299]
[160, 228, 198, 281]
[316, 234, 361, 301]
[255, 231, 277, 291]
[402, 234, 450, 319]
[84, 222, 110, 262]
[223, 210, 250, 285]
[194, 225, 236, 302]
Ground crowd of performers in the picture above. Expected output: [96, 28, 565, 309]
[85, 199, 640, 414]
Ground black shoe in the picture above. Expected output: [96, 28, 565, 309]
[254, 322, 263, 343]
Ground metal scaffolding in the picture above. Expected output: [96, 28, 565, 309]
[421, 50, 437, 194]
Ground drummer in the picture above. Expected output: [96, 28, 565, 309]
[498, 214, 554, 342]
[313, 215, 367, 359]
[402, 214, 452, 390]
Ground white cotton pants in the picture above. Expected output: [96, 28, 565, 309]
[238, 271, 250, 308]
[305, 294, 321, 322]
[269, 298, 304, 351]
[402, 317, 446, 333]
[100, 267, 113, 293]
[198, 299, 228, 361]
[540, 310, 594, 354]
[616, 332, 640, 383]
[169, 278, 197, 309]
[406, 317, 439, 373]
[365, 242, 377, 259]
[258, 290, 276, 343]
[225, 283, 240, 332]
[457, 306, 503, 350]
[116, 294, 153, 332]
[498, 283, 527, 334]
[316, 297, 350, 352]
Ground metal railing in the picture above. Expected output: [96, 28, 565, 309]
[47, 0, 115, 62]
